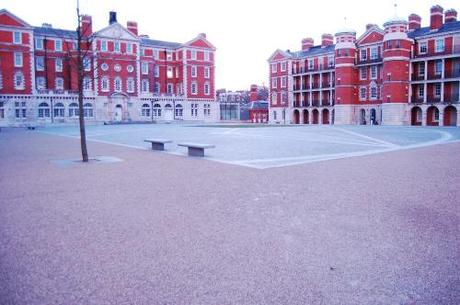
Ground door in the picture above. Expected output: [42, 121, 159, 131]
[114, 105, 123, 122]
[164, 104, 173, 121]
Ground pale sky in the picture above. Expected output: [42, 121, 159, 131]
[2, 0, 459, 90]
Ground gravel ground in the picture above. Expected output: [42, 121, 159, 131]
[0, 128, 459, 305]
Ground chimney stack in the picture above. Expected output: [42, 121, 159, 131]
[301, 38, 314, 51]
[366, 24, 377, 31]
[199, 33, 207, 39]
[250, 85, 258, 102]
[81, 15, 92, 36]
[430, 5, 443, 30]
[109, 11, 117, 25]
[408, 14, 421, 31]
[127, 21, 138, 36]
[321, 34, 334, 47]
[445, 9, 458, 23]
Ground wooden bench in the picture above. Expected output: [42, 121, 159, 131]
[144, 139, 172, 151]
[177, 143, 215, 157]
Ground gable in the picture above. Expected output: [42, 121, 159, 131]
[0, 9, 31, 28]
[95, 23, 138, 41]
[184, 36, 216, 50]
[358, 29, 384, 45]
[268, 49, 290, 62]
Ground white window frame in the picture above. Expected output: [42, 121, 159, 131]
[141, 79, 149, 93]
[435, 38, 445, 53]
[308, 59, 314, 70]
[281, 61, 287, 72]
[127, 77, 134, 93]
[83, 77, 92, 91]
[14, 72, 25, 90]
[14, 52, 23, 67]
[13, 31, 22, 44]
[141, 62, 148, 75]
[167, 67, 173, 78]
[167, 83, 173, 94]
[328, 56, 334, 67]
[101, 77, 109, 92]
[204, 82, 210, 95]
[272, 77, 277, 88]
[419, 41, 427, 54]
[83, 103, 93, 118]
[35, 38, 44, 50]
[36, 76, 46, 90]
[271, 63, 277, 73]
[166, 51, 173, 61]
[204, 51, 210, 61]
[435, 60, 442, 75]
[114, 77, 122, 92]
[55, 58, 63, 72]
[126, 43, 132, 54]
[101, 40, 107, 52]
[370, 84, 378, 100]
[83, 57, 91, 71]
[418, 85, 424, 97]
[434, 83, 441, 97]
[54, 39, 62, 52]
[36, 56, 45, 71]
[204, 67, 210, 78]
[360, 49, 367, 61]
[359, 86, 367, 101]
[360, 67, 367, 80]
[191, 82, 197, 95]
[55, 77, 64, 90]
[114, 41, 121, 53]
[38, 102, 50, 118]
[419, 62, 425, 77]
[191, 66, 197, 77]
[370, 66, 377, 79]
[370, 47, 378, 60]
[281, 76, 287, 88]
[53, 103, 65, 118]
[191, 49, 197, 60]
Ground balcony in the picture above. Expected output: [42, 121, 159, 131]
[411, 98, 424, 103]
[443, 95, 459, 103]
[427, 73, 442, 80]
[311, 100, 320, 107]
[411, 74, 425, 81]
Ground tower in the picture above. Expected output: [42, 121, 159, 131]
[381, 15, 411, 125]
[334, 28, 358, 124]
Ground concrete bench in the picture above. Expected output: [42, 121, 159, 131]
[178, 143, 215, 157]
[144, 139, 172, 151]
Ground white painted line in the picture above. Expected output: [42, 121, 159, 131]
[334, 127, 400, 148]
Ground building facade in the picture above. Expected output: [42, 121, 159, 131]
[268, 5, 460, 126]
[0, 9, 218, 127]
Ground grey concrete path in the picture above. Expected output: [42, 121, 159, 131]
[0, 128, 459, 305]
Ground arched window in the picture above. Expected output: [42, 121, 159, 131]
[141, 79, 149, 93]
[153, 103, 161, 117]
[114, 77, 122, 92]
[141, 103, 150, 117]
[175, 104, 183, 117]
[54, 102, 65, 118]
[127, 78, 134, 93]
[38, 102, 50, 118]
[68, 102, 79, 117]
[101, 77, 109, 91]
[164, 104, 172, 109]
[14, 72, 24, 90]
[55, 77, 64, 90]
[36, 77, 46, 90]
[83, 103, 93, 117]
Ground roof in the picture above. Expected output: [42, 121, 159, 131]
[241, 101, 269, 110]
[291, 44, 335, 58]
[408, 21, 460, 38]
[140, 38, 182, 49]
[34, 26, 77, 38]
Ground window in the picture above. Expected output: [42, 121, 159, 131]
[370, 47, 378, 60]
[68, 103, 79, 117]
[281, 61, 287, 72]
[114, 77, 122, 92]
[55, 78, 64, 90]
[167, 83, 173, 94]
[395, 40, 401, 49]
[419, 41, 427, 54]
[435, 39, 445, 53]
[273, 111, 277, 120]
[13, 31, 22, 44]
[166, 51, 172, 61]
[101, 63, 109, 71]
[55, 39, 62, 52]
[434, 83, 441, 97]
[36, 77, 46, 89]
[153, 49, 159, 60]
[15, 101, 27, 118]
[191, 82, 197, 95]
[191, 50, 197, 60]
[141, 79, 149, 92]
[204, 82, 210, 95]
[101, 40, 107, 52]
[175, 104, 183, 117]
[141, 62, 148, 74]
[360, 67, 367, 80]
[359, 87, 367, 100]
[55, 58, 63, 72]
[370, 66, 377, 79]
[191, 103, 198, 116]
[154, 82, 160, 94]
[35, 38, 43, 50]
[126, 43, 132, 54]
[0, 72, 3, 90]
[271, 94, 277, 104]
[308, 59, 314, 70]
[14, 52, 23, 67]
[127, 78, 134, 93]
[281, 91, 287, 104]
[36, 56, 45, 71]
[53, 103, 64, 118]
[83, 57, 91, 71]
[83, 103, 93, 117]
[114, 41, 120, 53]
[281, 76, 287, 88]
[271, 63, 277, 73]
[204, 67, 210, 78]
[83, 77, 92, 91]
[191, 66, 197, 77]
[153, 104, 161, 117]
[167, 67, 173, 78]
[154, 65, 160, 77]
[360, 49, 367, 61]
[370, 84, 378, 99]
[328, 56, 334, 67]
[141, 104, 150, 117]
[14, 72, 25, 90]
[435, 60, 442, 75]
[101, 77, 109, 91]
[204, 51, 210, 61]
[38, 102, 50, 118]
[386, 41, 392, 49]
[419, 62, 425, 77]
[418, 85, 424, 97]
[127, 65, 134, 73]
[204, 104, 211, 116]
[271, 77, 277, 88]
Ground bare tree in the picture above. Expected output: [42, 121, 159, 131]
[76, 0, 88, 162]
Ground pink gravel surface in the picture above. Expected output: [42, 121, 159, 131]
[0, 128, 459, 305]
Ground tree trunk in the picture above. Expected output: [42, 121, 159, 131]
[77, 4, 89, 162]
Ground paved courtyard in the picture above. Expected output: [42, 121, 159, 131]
[0, 124, 459, 305]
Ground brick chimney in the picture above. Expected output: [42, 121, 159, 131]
[127, 21, 138, 36]
[445, 9, 458, 23]
[81, 15, 92, 36]
[430, 5, 443, 30]
[366, 24, 377, 31]
[109, 11, 117, 25]
[301, 38, 314, 51]
[250, 85, 258, 102]
[198, 33, 207, 39]
[408, 14, 421, 31]
[321, 34, 334, 47]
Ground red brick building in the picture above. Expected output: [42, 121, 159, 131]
[0, 9, 218, 126]
[268, 5, 460, 126]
